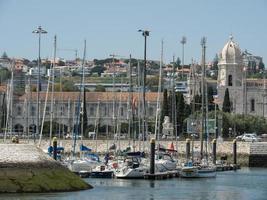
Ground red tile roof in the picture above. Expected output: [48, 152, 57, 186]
[18, 91, 161, 102]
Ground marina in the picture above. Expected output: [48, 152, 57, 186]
[0, 1, 267, 199]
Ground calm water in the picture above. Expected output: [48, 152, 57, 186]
[1, 168, 267, 200]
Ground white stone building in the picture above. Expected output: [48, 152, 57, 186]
[217, 36, 266, 117]
[11, 92, 159, 134]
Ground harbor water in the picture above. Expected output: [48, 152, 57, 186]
[1, 168, 267, 200]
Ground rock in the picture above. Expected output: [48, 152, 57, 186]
[0, 144, 92, 193]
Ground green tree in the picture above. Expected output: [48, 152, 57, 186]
[207, 86, 215, 111]
[1, 52, 8, 59]
[91, 65, 106, 76]
[147, 75, 159, 92]
[259, 61, 265, 71]
[162, 89, 169, 117]
[222, 88, 231, 113]
[175, 57, 181, 69]
[212, 54, 219, 70]
[176, 92, 186, 135]
[222, 113, 231, 138]
[0, 68, 11, 84]
[95, 85, 106, 92]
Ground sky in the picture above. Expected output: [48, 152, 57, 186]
[0, 0, 266, 64]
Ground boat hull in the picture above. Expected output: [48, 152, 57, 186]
[115, 167, 147, 179]
[180, 166, 216, 178]
[91, 171, 114, 178]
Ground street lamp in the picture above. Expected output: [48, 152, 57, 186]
[138, 29, 149, 146]
[32, 26, 47, 142]
[180, 36, 186, 80]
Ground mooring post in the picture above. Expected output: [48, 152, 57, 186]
[233, 139, 237, 165]
[186, 138, 190, 162]
[212, 139, 217, 165]
[53, 137, 57, 160]
[150, 138, 155, 175]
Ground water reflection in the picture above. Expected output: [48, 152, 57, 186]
[1, 168, 267, 200]
[149, 181, 155, 188]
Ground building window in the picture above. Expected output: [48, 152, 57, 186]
[251, 99, 255, 112]
[31, 106, 35, 116]
[17, 106, 22, 116]
[228, 75, 233, 86]
[45, 106, 50, 115]
[60, 105, 64, 116]
[104, 106, 107, 116]
[149, 107, 154, 116]
[120, 107, 123, 116]
[90, 107, 95, 115]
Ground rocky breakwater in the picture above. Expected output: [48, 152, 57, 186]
[0, 144, 92, 193]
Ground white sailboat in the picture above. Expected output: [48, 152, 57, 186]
[181, 38, 216, 178]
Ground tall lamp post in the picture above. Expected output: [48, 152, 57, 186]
[32, 26, 47, 142]
[180, 36, 186, 80]
[138, 29, 149, 146]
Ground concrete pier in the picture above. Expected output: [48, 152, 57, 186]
[0, 144, 92, 193]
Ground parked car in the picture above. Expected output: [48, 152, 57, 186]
[239, 133, 261, 142]
[88, 132, 96, 138]
[236, 134, 245, 141]
[114, 133, 126, 139]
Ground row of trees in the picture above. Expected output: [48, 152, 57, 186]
[161, 89, 191, 136]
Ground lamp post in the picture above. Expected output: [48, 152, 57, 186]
[32, 26, 47, 143]
[180, 36, 186, 80]
[138, 29, 149, 147]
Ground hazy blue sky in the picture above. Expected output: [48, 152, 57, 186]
[0, 0, 266, 63]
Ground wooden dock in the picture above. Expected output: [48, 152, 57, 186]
[144, 170, 179, 180]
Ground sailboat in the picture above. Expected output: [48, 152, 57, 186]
[67, 40, 101, 175]
[180, 39, 216, 178]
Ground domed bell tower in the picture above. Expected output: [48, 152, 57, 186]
[217, 36, 244, 113]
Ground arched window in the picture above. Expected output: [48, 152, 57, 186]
[14, 124, 23, 133]
[251, 99, 255, 112]
[228, 75, 233, 86]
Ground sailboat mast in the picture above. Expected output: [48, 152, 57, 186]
[49, 35, 56, 146]
[155, 39, 163, 145]
[200, 37, 206, 159]
[111, 54, 116, 143]
[137, 61, 141, 151]
[128, 55, 133, 145]
[81, 39, 86, 144]
[191, 59, 195, 163]
[172, 55, 177, 151]
[72, 40, 86, 156]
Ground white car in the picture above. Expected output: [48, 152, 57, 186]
[241, 134, 261, 142]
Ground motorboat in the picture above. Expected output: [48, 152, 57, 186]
[155, 153, 177, 172]
[114, 153, 148, 179]
[91, 165, 114, 178]
[180, 161, 216, 178]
